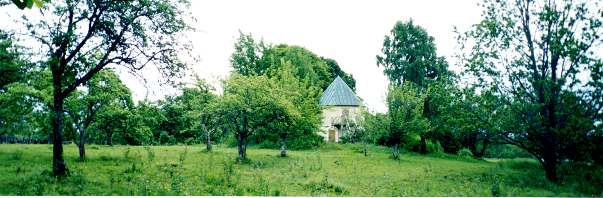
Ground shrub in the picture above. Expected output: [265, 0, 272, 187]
[426, 140, 443, 153]
[457, 148, 473, 158]
[257, 140, 278, 149]
[484, 144, 532, 159]
[288, 134, 323, 150]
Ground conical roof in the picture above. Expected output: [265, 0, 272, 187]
[319, 76, 361, 106]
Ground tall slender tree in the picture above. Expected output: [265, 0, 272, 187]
[377, 19, 450, 154]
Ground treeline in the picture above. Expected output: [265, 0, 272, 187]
[0, 29, 356, 159]
[0, 135, 47, 144]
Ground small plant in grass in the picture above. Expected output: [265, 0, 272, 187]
[124, 147, 131, 160]
[11, 150, 24, 160]
[144, 146, 155, 161]
[272, 189, 281, 196]
[223, 160, 235, 187]
[491, 178, 505, 197]
[124, 163, 141, 174]
[99, 155, 115, 161]
[253, 171, 270, 196]
[167, 148, 189, 195]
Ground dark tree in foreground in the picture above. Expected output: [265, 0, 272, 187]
[16, 0, 193, 176]
[459, 0, 603, 181]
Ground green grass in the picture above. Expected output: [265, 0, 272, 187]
[0, 143, 599, 196]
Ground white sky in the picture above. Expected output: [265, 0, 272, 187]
[1, 0, 484, 113]
[178, 0, 483, 113]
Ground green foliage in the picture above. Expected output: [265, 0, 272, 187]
[212, 72, 322, 159]
[158, 79, 218, 145]
[261, 44, 332, 90]
[457, 148, 474, 158]
[230, 31, 269, 76]
[9, 0, 46, 9]
[230, 32, 356, 91]
[14, 0, 194, 175]
[458, 0, 603, 181]
[377, 19, 449, 87]
[385, 83, 430, 147]
[0, 31, 26, 91]
[484, 144, 532, 159]
[320, 57, 356, 91]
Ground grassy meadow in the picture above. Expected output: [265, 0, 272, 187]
[0, 143, 600, 196]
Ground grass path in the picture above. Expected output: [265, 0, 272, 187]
[0, 143, 593, 196]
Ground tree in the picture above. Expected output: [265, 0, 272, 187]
[231, 32, 350, 92]
[0, 31, 26, 91]
[363, 112, 390, 146]
[377, 19, 450, 154]
[230, 31, 269, 76]
[182, 79, 217, 151]
[376, 19, 448, 87]
[0, 31, 52, 140]
[268, 64, 322, 156]
[213, 75, 279, 161]
[92, 102, 130, 146]
[321, 57, 356, 91]
[385, 83, 430, 160]
[17, 0, 192, 176]
[64, 69, 131, 159]
[262, 44, 332, 90]
[435, 86, 507, 157]
[7, 0, 46, 9]
[459, 0, 603, 181]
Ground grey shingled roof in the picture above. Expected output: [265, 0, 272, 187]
[319, 76, 361, 106]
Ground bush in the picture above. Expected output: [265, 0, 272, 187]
[426, 140, 443, 153]
[457, 148, 473, 158]
[484, 144, 532, 159]
[287, 134, 323, 150]
[159, 131, 176, 145]
[257, 140, 278, 149]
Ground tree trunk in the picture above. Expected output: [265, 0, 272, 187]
[419, 134, 427, 154]
[201, 123, 212, 152]
[52, 92, 68, 176]
[280, 140, 287, 157]
[392, 143, 400, 160]
[73, 124, 86, 160]
[78, 128, 85, 160]
[106, 130, 113, 146]
[476, 138, 489, 158]
[363, 140, 368, 157]
[542, 142, 558, 182]
[237, 134, 247, 161]
[543, 160, 558, 182]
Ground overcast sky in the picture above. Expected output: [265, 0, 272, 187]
[176, 0, 483, 113]
[2, 0, 484, 113]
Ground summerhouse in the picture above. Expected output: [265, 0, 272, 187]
[319, 76, 363, 142]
